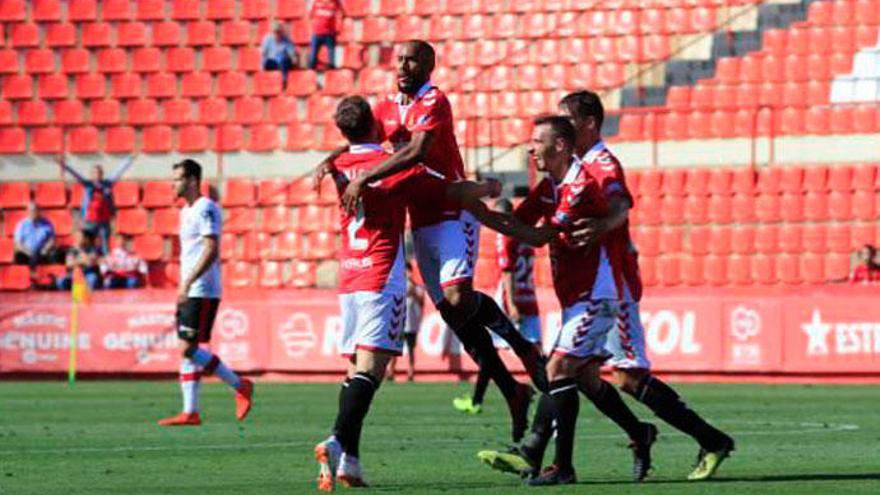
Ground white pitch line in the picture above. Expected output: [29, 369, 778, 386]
[0, 423, 859, 456]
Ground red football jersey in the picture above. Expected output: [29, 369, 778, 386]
[372, 84, 465, 229]
[310, 0, 341, 35]
[850, 265, 880, 284]
[515, 165, 626, 307]
[495, 232, 539, 316]
[578, 141, 641, 301]
[334, 144, 417, 293]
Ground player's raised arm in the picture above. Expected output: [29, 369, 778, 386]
[312, 145, 347, 190]
[465, 200, 557, 247]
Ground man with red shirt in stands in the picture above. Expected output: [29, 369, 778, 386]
[331, 40, 548, 442]
[309, 0, 344, 70]
[850, 244, 880, 283]
[61, 156, 136, 255]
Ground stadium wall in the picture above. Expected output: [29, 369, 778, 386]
[1, 286, 879, 382]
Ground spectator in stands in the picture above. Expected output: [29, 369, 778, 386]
[13, 203, 59, 269]
[850, 244, 880, 284]
[309, 0, 343, 70]
[261, 22, 299, 87]
[61, 156, 136, 255]
[57, 229, 102, 291]
[101, 235, 148, 289]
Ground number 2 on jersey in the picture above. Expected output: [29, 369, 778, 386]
[347, 202, 368, 251]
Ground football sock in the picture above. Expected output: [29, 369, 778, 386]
[633, 375, 728, 451]
[438, 300, 519, 402]
[335, 372, 379, 458]
[474, 292, 534, 357]
[549, 379, 579, 471]
[332, 377, 352, 436]
[582, 379, 644, 441]
[472, 367, 490, 405]
[179, 358, 201, 414]
[192, 348, 241, 390]
[521, 393, 556, 465]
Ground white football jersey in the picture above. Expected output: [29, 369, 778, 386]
[179, 196, 222, 298]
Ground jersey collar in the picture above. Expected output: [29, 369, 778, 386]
[349, 143, 384, 154]
[394, 81, 434, 104]
[579, 140, 607, 163]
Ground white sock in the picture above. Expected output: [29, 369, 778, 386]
[191, 348, 241, 390]
[180, 358, 200, 414]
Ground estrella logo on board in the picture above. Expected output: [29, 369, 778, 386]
[800, 310, 880, 356]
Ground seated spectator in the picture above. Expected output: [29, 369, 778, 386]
[57, 230, 102, 291]
[850, 244, 880, 283]
[101, 235, 148, 289]
[13, 203, 60, 269]
[261, 22, 298, 87]
[61, 155, 136, 255]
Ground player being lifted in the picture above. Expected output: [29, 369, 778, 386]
[477, 91, 735, 482]
[314, 96, 504, 491]
[158, 159, 253, 426]
[453, 199, 542, 415]
[317, 40, 546, 441]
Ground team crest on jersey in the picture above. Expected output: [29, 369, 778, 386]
[422, 89, 437, 106]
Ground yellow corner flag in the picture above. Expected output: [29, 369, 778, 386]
[68, 267, 90, 386]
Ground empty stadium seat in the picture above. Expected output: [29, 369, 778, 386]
[67, 126, 100, 154]
[226, 207, 257, 233]
[288, 261, 316, 288]
[152, 208, 180, 236]
[258, 179, 289, 206]
[0, 265, 31, 290]
[117, 208, 149, 235]
[225, 261, 256, 288]
[134, 234, 165, 262]
[142, 181, 175, 208]
[105, 126, 136, 153]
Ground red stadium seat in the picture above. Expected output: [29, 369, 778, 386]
[258, 261, 285, 288]
[104, 126, 135, 153]
[634, 226, 660, 256]
[133, 234, 165, 262]
[31, 127, 63, 154]
[659, 195, 685, 224]
[802, 224, 826, 254]
[663, 169, 686, 196]
[776, 254, 801, 285]
[215, 124, 244, 152]
[267, 96, 299, 124]
[74, 73, 105, 100]
[286, 122, 317, 151]
[152, 21, 183, 47]
[226, 208, 257, 234]
[117, 22, 148, 47]
[127, 99, 160, 126]
[206, 0, 235, 19]
[68, 126, 100, 154]
[90, 99, 121, 126]
[226, 261, 256, 288]
[825, 253, 851, 282]
[2, 209, 27, 237]
[731, 226, 755, 255]
[181, 72, 213, 98]
[162, 99, 194, 125]
[186, 21, 217, 46]
[659, 226, 684, 254]
[152, 208, 180, 236]
[0, 128, 26, 154]
[221, 20, 251, 46]
[198, 97, 229, 125]
[242, 232, 273, 261]
[657, 255, 681, 287]
[11, 23, 40, 48]
[708, 227, 732, 256]
[323, 70, 355, 96]
[686, 226, 709, 256]
[827, 191, 852, 221]
[41, 72, 72, 101]
[803, 191, 829, 222]
[778, 224, 803, 254]
[233, 97, 264, 125]
[202, 47, 233, 73]
[754, 225, 779, 254]
[237, 47, 262, 72]
[142, 181, 174, 209]
[261, 206, 291, 234]
[851, 190, 876, 221]
[304, 231, 337, 260]
[0, 265, 31, 290]
[288, 261, 316, 288]
[253, 72, 283, 97]
[274, 232, 302, 260]
[25, 49, 56, 74]
[172, 0, 202, 20]
[34, 182, 67, 209]
[217, 72, 248, 98]
[298, 205, 333, 233]
[825, 223, 850, 254]
[111, 73, 142, 100]
[134, 49, 163, 73]
[2, 75, 33, 100]
[800, 253, 825, 285]
[18, 100, 49, 126]
[248, 124, 279, 152]
[116, 208, 149, 235]
[0, 237, 13, 263]
[222, 179, 255, 207]
[258, 179, 289, 206]
[779, 193, 805, 222]
[683, 196, 709, 224]
[827, 165, 853, 192]
[143, 125, 175, 153]
[754, 193, 781, 223]
[166, 47, 195, 73]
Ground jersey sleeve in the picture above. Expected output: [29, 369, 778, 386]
[551, 172, 597, 230]
[496, 233, 517, 272]
[198, 202, 222, 237]
[513, 180, 550, 227]
[596, 157, 633, 205]
[409, 90, 451, 134]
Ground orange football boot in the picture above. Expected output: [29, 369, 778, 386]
[157, 412, 202, 426]
[235, 379, 254, 421]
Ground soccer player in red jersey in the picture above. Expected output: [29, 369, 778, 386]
[464, 116, 633, 485]
[318, 40, 546, 441]
[558, 91, 735, 481]
[454, 199, 543, 415]
[314, 96, 504, 491]
[850, 244, 880, 283]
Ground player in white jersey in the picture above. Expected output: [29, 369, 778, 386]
[158, 159, 253, 426]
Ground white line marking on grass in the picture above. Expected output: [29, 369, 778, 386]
[0, 422, 859, 456]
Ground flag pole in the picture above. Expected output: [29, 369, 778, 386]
[68, 267, 87, 386]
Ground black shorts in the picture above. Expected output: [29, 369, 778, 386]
[176, 298, 220, 343]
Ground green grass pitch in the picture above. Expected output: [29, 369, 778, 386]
[1, 381, 878, 494]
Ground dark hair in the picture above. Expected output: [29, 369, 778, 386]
[173, 159, 202, 183]
[559, 90, 605, 129]
[495, 198, 513, 213]
[335, 96, 375, 142]
[533, 115, 576, 147]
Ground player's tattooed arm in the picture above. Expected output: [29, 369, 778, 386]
[178, 235, 218, 304]
[568, 196, 632, 249]
[312, 145, 347, 190]
[341, 130, 436, 212]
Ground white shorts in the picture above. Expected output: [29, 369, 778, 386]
[339, 286, 406, 357]
[412, 211, 480, 304]
[553, 299, 620, 359]
[605, 300, 651, 370]
[491, 314, 542, 348]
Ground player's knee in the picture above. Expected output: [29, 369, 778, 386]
[546, 354, 576, 381]
[617, 368, 648, 395]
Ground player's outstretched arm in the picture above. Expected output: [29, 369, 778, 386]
[341, 131, 435, 212]
[464, 200, 556, 248]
